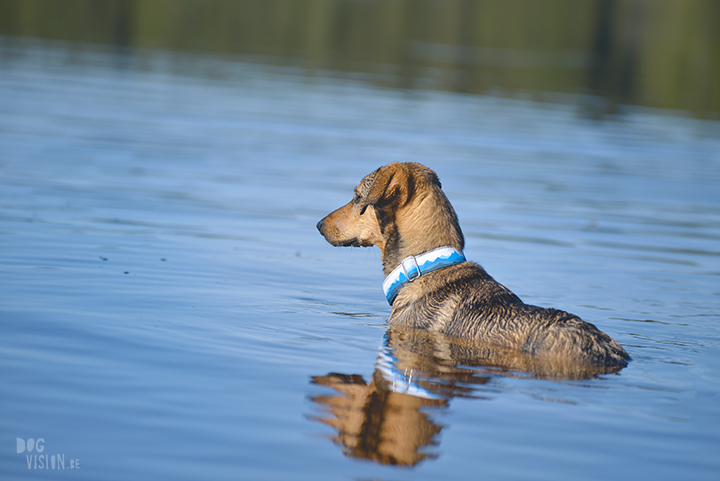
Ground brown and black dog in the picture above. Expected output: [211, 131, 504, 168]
[317, 162, 630, 368]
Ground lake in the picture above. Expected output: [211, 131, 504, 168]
[1, 37, 719, 480]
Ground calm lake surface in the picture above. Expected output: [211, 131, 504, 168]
[1, 38, 720, 480]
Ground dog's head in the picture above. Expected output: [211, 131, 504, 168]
[317, 163, 464, 273]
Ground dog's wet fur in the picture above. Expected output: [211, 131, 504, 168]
[317, 162, 630, 368]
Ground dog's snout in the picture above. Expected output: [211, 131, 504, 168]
[316, 219, 325, 233]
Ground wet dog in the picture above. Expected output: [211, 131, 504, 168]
[317, 162, 630, 367]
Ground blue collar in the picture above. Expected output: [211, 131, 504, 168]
[382, 246, 466, 305]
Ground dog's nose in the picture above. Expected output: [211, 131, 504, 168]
[316, 219, 324, 233]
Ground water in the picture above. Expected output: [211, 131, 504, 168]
[1, 39, 719, 480]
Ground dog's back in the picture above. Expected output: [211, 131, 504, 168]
[388, 262, 630, 367]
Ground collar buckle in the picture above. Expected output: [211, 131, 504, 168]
[400, 255, 421, 282]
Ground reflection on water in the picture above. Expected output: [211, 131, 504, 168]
[310, 327, 626, 466]
[312, 371, 447, 467]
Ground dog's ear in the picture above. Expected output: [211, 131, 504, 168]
[360, 164, 407, 215]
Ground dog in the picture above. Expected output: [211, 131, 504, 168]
[317, 162, 630, 368]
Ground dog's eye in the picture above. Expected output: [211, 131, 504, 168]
[352, 194, 360, 204]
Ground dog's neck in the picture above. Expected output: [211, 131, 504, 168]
[378, 192, 465, 278]
[382, 246, 466, 305]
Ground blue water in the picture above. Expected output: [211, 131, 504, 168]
[1, 38, 719, 480]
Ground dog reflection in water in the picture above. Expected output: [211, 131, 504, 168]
[310, 328, 623, 467]
[310, 371, 446, 467]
